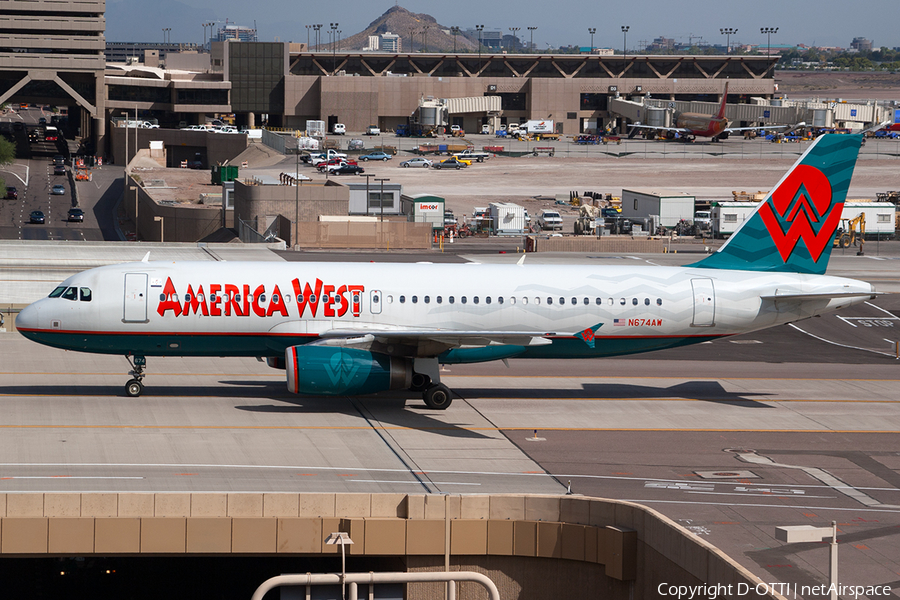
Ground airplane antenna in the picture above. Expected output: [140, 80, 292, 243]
[517, 254, 526, 266]
[141, 252, 150, 263]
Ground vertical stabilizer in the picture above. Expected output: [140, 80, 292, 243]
[715, 82, 730, 119]
[690, 133, 863, 274]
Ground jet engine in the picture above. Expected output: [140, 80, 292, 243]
[285, 345, 413, 395]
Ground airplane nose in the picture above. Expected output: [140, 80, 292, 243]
[16, 302, 39, 331]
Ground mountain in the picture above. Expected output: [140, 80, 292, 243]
[315, 6, 479, 53]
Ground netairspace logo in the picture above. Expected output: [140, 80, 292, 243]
[657, 582, 894, 599]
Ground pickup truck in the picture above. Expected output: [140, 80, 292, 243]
[538, 210, 563, 231]
[452, 149, 491, 163]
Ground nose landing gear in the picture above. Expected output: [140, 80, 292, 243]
[125, 355, 146, 397]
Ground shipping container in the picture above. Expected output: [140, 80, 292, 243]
[621, 189, 696, 227]
[489, 202, 526, 235]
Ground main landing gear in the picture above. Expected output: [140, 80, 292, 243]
[125, 355, 146, 397]
[408, 361, 454, 410]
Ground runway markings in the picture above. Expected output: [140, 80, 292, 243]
[351, 480, 481, 486]
[622, 498, 900, 514]
[0, 476, 143, 480]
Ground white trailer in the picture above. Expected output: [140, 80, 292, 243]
[306, 120, 326, 138]
[489, 202, 526, 235]
[711, 202, 758, 238]
[621, 189, 696, 228]
[712, 201, 895, 239]
[843, 202, 895, 238]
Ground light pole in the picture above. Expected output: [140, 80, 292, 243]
[162, 28, 170, 44]
[422, 25, 430, 53]
[720, 27, 737, 54]
[508, 27, 520, 53]
[364, 173, 374, 216]
[621, 25, 629, 74]
[588, 27, 596, 53]
[451, 26, 460, 53]
[375, 178, 390, 223]
[527, 26, 537, 53]
[306, 25, 311, 51]
[330, 23, 338, 74]
[313, 24, 322, 50]
[776, 522, 838, 600]
[476, 24, 484, 68]
[408, 27, 415, 53]
[761, 27, 779, 75]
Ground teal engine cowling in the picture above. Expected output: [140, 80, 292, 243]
[285, 346, 413, 395]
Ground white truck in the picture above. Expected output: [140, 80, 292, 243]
[538, 209, 563, 231]
[522, 120, 554, 134]
[308, 149, 348, 165]
[452, 149, 491, 163]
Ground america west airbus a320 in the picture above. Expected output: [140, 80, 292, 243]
[17, 134, 874, 409]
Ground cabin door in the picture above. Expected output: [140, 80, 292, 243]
[123, 273, 149, 323]
[691, 278, 716, 327]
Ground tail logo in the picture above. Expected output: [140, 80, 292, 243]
[758, 164, 842, 263]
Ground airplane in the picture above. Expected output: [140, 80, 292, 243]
[628, 82, 795, 142]
[16, 134, 875, 410]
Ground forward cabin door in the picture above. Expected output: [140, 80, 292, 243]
[123, 273, 149, 323]
[370, 290, 382, 314]
[690, 278, 715, 327]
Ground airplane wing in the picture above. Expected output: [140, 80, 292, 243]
[315, 329, 556, 352]
[628, 123, 691, 134]
[724, 124, 791, 133]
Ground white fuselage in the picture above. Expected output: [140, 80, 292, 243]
[16, 261, 874, 360]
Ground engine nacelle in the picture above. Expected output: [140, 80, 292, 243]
[285, 346, 413, 395]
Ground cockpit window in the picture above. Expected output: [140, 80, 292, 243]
[80, 288, 92, 302]
[49, 286, 66, 298]
[61, 287, 78, 301]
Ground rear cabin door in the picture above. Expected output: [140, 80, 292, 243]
[123, 273, 149, 322]
[691, 278, 716, 327]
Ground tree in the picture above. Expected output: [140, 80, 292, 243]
[0, 136, 14, 166]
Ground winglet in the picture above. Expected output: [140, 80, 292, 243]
[141, 252, 150, 263]
[517, 254, 526, 266]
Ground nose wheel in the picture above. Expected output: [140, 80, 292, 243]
[125, 355, 146, 397]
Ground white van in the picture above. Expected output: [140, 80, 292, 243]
[332, 123, 346, 135]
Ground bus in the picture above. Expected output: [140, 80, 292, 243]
[43, 125, 59, 141]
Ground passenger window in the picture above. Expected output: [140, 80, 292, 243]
[521, 297, 527, 305]
[283, 295, 290, 303]
[657, 298, 663, 306]
[486, 297, 491, 304]
[632, 298, 638, 306]
[373, 294, 380, 303]
[461, 296, 467, 304]
[199, 294, 206, 302]
[584, 298, 589, 306]
[449, 296, 455, 304]
[644, 298, 650, 306]
[535, 297, 541, 305]
[572, 297, 578, 305]
[184, 293, 192, 303]
[619, 298, 626, 305]
[308, 295, 315, 303]
[297, 294, 304, 303]
[49, 286, 66, 298]
[473, 296, 479, 304]
[259, 294, 266, 303]
[412, 295, 418, 304]
[386, 295, 393, 303]
[159, 293, 166, 302]
[424, 296, 430, 304]
[595, 298, 601, 305]
[547, 297, 553, 305]
[436, 296, 442, 304]
[560, 297, 565, 305]
[608, 298, 613, 306]
[498, 297, 504, 304]
[399, 295, 406, 303]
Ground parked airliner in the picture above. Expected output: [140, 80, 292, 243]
[16, 134, 874, 409]
[629, 82, 793, 141]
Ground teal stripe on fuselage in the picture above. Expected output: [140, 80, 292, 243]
[19, 330, 721, 361]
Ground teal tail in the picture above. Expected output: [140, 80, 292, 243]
[691, 133, 863, 275]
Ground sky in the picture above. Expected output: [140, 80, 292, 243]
[106, 0, 900, 51]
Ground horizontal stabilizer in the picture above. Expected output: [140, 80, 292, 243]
[760, 291, 879, 301]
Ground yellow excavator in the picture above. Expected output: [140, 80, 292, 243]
[834, 213, 865, 253]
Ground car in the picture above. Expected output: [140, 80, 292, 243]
[53, 155, 65, 166]
[348, 139, 365, 151]
[365, 125, 381, 136]
[51, 184, 66, 195]
[538, 209, 563, 231]
[5, 186, 17, 199]
[359, 151, 392, 162]
[400, 157, 433, 168]
[67, 207, 84, 222]
[433, 157, 470, 170]
[332, 123, 346, 135]
[38, 117, 46, 125]
[331, 164, 365, 175]
[450, 124, 461, 133]
[29, 210, 44, 224]
[481, 124, 491, 134]
[53, 165, 66, 175]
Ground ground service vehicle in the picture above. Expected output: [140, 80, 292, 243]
[538, 210, 563, 231]
[366, 125, 381, 136]
[16, 135, 875, 411]
[332, 123, 346, 135]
